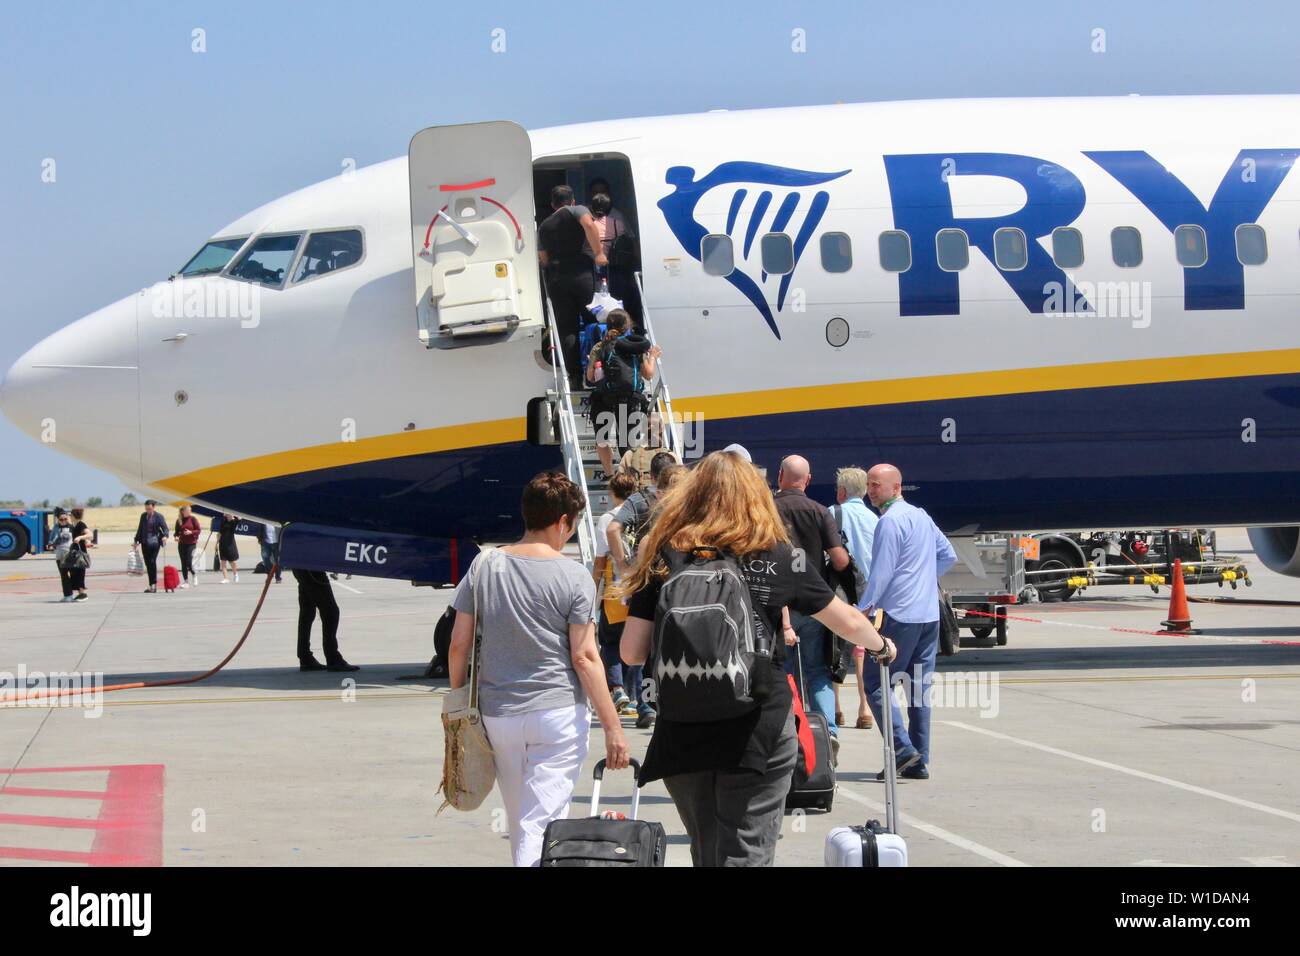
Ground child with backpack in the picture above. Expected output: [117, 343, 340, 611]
[586, 309, 661, 480]
[616, 450, 896, 867]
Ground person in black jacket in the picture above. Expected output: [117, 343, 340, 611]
[132, 500, 170, 593]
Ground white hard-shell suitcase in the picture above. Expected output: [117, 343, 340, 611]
[825, 628, 909, 867]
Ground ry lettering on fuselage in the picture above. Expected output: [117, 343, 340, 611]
[882, 149, 1298, 316]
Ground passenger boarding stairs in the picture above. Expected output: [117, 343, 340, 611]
[543, 274, 682, 571]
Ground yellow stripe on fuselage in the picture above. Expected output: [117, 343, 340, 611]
[154, 416, 527, 498]
[669, 347, 1300, 420]
[154, 347, 1300, 497]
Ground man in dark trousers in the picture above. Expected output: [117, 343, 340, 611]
[538, 184, 607, 390]
[773, 455, 851, 754]
[292, 568, 360, 672]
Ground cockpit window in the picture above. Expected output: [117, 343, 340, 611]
[292, 229, 364, 283]
[228, 233, 303, 288]
[178, 237, 247, 276]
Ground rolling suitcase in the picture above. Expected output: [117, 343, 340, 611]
[540, 759, 666, 867]
[785, 643, 836, 812]
[825, 632, 909, 867]
[163, 564, 180, 593]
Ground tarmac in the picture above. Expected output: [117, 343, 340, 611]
[0, 527, 1297, 867]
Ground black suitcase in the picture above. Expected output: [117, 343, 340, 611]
[540, 759, 666, 867]
[786, 644, 836, 812]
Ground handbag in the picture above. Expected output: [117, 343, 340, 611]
[437, 550, 498, 813]
[66, 549, 91, 570]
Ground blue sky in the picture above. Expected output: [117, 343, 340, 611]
[2, 0, 1298, 502]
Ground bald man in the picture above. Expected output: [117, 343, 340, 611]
[857, 464, 956, 780]
[773, 455, 851, 747]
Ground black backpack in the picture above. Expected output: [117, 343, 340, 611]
[649, 549, 773, 722]
[594, 338, 641, 395]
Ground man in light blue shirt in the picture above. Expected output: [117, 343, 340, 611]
[832, 466, 879, 730]
[857, 464, 957, 780]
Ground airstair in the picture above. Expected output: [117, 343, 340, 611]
[542, 274, 682, 571]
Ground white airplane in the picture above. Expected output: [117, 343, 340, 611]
[3, 95, 1299, 582]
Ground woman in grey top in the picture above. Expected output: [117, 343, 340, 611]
[448, 471, 629, 867]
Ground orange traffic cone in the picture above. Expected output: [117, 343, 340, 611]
[1161, 558, 1199, 633]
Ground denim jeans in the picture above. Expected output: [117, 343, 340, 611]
[599, 640, 654, 716]
[861, 615, 938, 764]
[260, 542, 281, 579]
[784, 610, 838, 736]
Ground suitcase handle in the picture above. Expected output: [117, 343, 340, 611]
[868, 608, 900, 834]
[591, 758, 643, 819]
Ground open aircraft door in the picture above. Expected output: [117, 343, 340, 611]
[408, 122, 545, 347]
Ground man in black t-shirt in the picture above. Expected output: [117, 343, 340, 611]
[772, 455, 851, 744]
[538, 185, 607, 389]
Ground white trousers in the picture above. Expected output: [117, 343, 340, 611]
[483, 703, 591, 867]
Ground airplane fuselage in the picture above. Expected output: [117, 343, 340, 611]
[4, 95, 1299, 554]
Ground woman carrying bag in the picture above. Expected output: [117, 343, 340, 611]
[443, 471, 629, 867]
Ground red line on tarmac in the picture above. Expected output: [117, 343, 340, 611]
[961, 608, 1288, 642]
[0, 813, 106, 829]
[0, 763, 163, 866]
[91, 764, 163, 866]
[0, 846, 94, 864]
[0, 786, 108, 799]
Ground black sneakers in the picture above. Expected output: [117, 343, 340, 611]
[875, 752, 923, 781]
[299, 657, 327, 672]
[326, 659, 360, 672]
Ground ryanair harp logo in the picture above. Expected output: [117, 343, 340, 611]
[658, 161, 850, 338]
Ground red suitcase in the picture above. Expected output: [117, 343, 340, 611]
[163, 565, 180, 593]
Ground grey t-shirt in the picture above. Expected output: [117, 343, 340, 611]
[451, 549, 597, 718]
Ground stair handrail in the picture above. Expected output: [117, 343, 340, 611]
[636, 271, 683, 462]
[540, 276, 598, 570]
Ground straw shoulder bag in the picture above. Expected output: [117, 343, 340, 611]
[438, 549, 498, 812]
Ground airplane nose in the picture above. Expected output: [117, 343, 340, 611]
[0, 295, 142, 483]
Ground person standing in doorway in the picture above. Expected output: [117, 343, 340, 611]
[538, 185, 606, 391]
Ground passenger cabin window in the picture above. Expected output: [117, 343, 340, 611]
[760, 233, 794, 275]
[229, 233, 303, 288]
[1174, 225, 1208, 267]
[1110, 227, 1143, 268]
[993, 227, 1028, 271]
[179, 237, 247, 276]
[293, 229, 364, 283]
[820, 232, 853, 273]
[1051, 227, 1084, 269]
[1236, 224, 1268, 265]
[936, 229, 969, 271]
[701, 234, 734, 276]
[878, 230, 911, 272]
